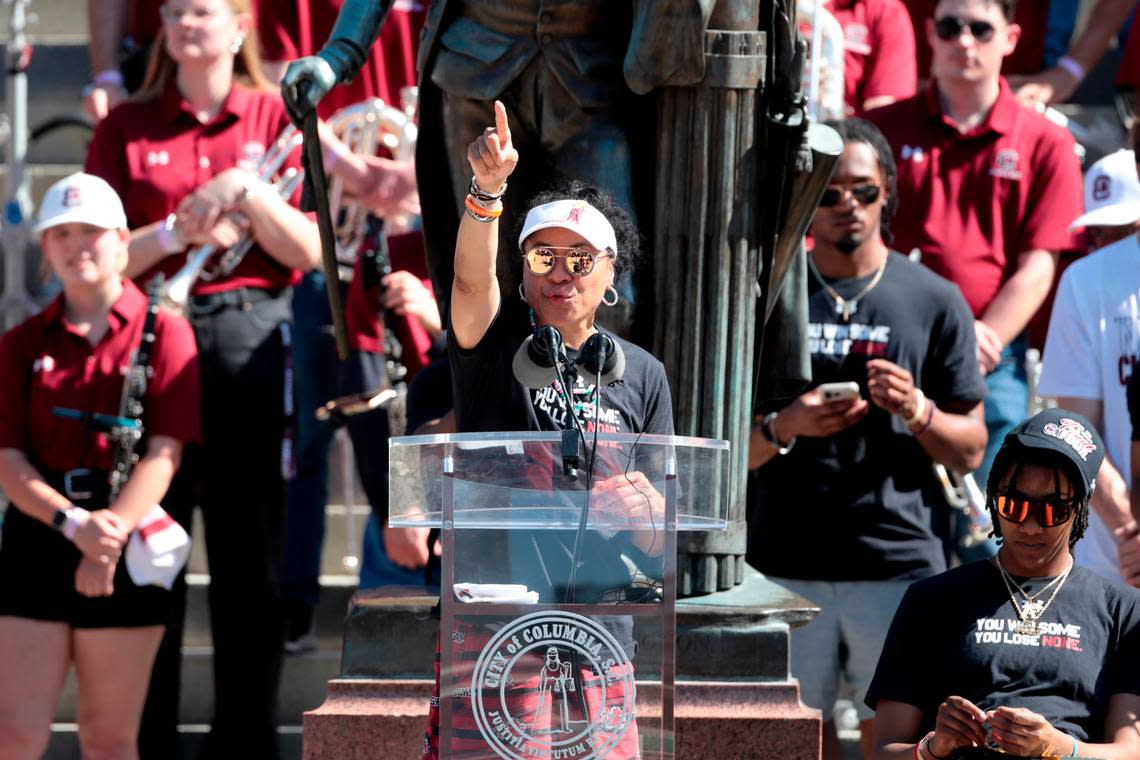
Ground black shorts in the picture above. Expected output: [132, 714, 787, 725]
[0, 505, 170, 628]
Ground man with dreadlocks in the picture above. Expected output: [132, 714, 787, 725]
[747, 118, 988, 760]
[867, 409, 1140, 760]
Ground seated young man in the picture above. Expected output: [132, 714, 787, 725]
[866, 409, 1140, 759]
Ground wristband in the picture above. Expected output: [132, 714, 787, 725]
[921, 732, 948, 760]
[1069, 733, 1079, 756]
[156, 213, 184, 254]
[761, 411, 796, 455]
[904, 389, 927, 427]
[469, 175, 506, 201]
[915, 398, 936, 436]
[93, 69, 124, 87]
[1056, 55, 1086, 83]
[62, 507, 87, 542]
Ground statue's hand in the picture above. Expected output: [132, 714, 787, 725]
[281, 52, 339, 126]
[466, 100, 519, 195]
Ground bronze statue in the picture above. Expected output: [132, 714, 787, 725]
[282, 0, 716, 328]
[283, 0, 834, 594]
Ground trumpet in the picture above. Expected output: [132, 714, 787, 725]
[159, 126, 305, 313]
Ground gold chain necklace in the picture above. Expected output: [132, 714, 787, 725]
[807, 252, 889, 322]
[993, 555, 1072, 636]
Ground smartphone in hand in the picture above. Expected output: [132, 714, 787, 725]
[818, 381, 861, 402]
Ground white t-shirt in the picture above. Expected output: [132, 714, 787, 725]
[1038, 235, 1140, 583]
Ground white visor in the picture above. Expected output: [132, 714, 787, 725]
[518, 199, 618, 256]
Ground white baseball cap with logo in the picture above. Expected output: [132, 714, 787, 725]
[518, 199, 619, 256]
[1069, 149, 1140, 231]
[34, 171, 128, 234]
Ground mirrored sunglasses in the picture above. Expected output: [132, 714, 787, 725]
[524, 247, 612, 277]
[934, 16, 996, 43]
[994, 491, 1076, 528]
[818, 183, 881, 208]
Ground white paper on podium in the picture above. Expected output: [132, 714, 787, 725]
[454, 583, 539, 604]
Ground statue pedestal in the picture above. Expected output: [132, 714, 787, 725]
[302, 570, 821, 759]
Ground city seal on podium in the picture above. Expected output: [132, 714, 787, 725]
[471, 610, 637, 759]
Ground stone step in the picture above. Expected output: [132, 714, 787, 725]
[181, 573, 359, 649]
[52, 644, 341, 726]
[44, 724, 304, 760]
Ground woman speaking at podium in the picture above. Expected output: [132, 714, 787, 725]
[422, 101, 674, 757]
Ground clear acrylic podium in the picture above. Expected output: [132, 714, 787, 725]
[390, 432, 729, 759]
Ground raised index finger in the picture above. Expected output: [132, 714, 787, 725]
[493, 100, 511, 149]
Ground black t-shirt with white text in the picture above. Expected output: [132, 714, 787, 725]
[865, 561, 1140, 742]
[748, 252, 986, 581]
[450, 299, 673, 438]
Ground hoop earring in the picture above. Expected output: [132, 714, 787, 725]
[518, 282, 527, 302]
[229, 36, 244, 55]
[602, 286, 619, 307]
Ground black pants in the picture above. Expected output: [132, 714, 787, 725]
[138, 458, 196, 760]
[191, 290, 291, 760]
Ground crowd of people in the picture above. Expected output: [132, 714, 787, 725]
[0, 0, 1140, 758]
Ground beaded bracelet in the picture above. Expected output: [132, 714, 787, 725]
[464, 194, 501, 222]
[469, 175, 506, 202]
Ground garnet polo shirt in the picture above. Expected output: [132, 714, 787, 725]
[866, 79, 1082, 318]
[828, 0, 917, 114]
[0, 279, 201, 473]
[84, 82, 305, 295]
[254, 0, 427, 118]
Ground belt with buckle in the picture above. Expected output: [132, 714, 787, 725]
[187, 287, 283, 318]
[40, 467, 111, 505]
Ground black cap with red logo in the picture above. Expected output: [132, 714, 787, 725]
[998, 409, 1105, 502]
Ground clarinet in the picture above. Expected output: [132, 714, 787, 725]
[361, 214, 409, 434]
[108, 277, 162, 497]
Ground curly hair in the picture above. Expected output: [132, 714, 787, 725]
[985, 445, 1089, 549]
[822, 118, 899, 245]
[515, 180, 642, 279]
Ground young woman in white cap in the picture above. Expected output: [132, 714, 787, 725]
[418, 102, 671, 758]
[867, 409, 1140, 760]
[0, 173, 200, 759]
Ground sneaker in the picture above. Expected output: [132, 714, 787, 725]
[284, 627, 318, 655]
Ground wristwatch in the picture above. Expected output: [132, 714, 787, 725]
[51, 507, 69, 531]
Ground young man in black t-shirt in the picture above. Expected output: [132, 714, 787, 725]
[746, 119, 988, 760]
[866, 409, 1140, 759]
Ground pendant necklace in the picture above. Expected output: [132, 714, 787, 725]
[807, 253, 889, 322]
[993, 555, 1072, 636]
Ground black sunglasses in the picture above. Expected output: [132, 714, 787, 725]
[818, 183, 881, 208]
[934, 15, 996, 43]
[994, 490, 1077, 528]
